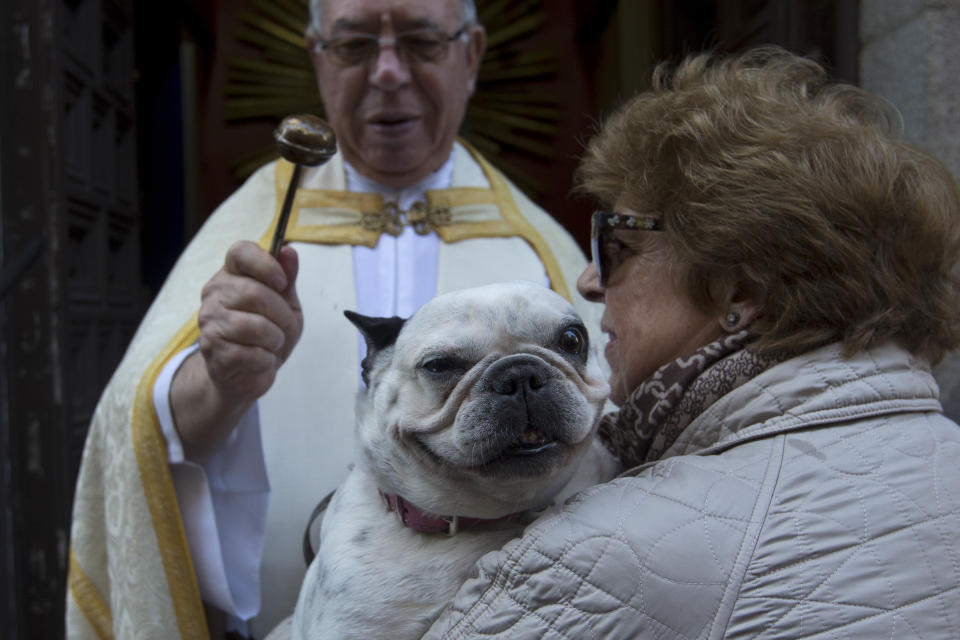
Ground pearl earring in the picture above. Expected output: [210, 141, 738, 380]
[725, 311, 741, 328]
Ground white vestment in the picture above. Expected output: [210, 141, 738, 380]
[67, 141, 602, 639]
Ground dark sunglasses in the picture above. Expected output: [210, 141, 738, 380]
[590, 210, 663, 286]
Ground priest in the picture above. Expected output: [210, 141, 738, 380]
[66, 0, 602, 638]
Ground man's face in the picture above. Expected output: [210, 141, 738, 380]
[309, 0, 486, 187]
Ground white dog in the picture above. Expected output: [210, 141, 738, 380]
[268, 281, 613, 640]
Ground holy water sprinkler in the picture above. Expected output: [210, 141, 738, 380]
[269, 114, 337, 256]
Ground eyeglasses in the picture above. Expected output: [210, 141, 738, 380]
[590, 210, 663, 286]
[316, 25, 469, 67]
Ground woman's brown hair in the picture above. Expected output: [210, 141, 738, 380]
[577, 47, 960, 362]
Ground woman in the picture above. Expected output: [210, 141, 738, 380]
[425, 48, 960, 638]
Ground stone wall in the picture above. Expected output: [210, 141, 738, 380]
[860, 0, 960, 418]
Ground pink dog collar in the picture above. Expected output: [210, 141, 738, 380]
[379, 490, 522, 535]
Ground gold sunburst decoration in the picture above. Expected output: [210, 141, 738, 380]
[225, 0, 559, 198]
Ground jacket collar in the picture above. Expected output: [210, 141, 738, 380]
[611, 341, 942, 477]
[675, 341, 941, 458]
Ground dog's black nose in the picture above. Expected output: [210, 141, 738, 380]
[491, 362, 547, 396]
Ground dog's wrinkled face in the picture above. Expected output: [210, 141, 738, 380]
[345, 281, 610, 518]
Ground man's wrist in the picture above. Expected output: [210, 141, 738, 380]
[171, 352, 253, 458]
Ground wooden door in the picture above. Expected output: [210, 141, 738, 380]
[0, 0, 140, 636]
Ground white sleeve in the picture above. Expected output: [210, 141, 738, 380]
[153, 344, 270, 620]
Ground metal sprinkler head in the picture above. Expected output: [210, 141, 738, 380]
[273, 114, 337, 166]
[269, 114, 338, 256]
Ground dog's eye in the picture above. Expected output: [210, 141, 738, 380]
[558, 326, 586, 355]
[422, 357, 458, 374]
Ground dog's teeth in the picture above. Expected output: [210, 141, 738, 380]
[518, 428, 546, 446]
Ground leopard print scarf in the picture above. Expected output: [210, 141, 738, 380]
[598, 331, 782, 468]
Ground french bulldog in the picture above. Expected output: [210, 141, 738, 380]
[269, 281, 614, 640]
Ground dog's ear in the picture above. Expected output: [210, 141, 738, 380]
[344, 311, 405, 351]
[344, 310, 406, 386]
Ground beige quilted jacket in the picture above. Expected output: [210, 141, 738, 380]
[426, 341, 960, 639]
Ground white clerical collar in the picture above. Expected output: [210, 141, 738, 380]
[343, 151, 455, 210]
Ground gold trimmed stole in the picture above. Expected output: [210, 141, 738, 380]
[269, 141, 572, 301]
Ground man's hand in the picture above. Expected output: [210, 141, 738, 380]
[170, 241, 303, 456]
